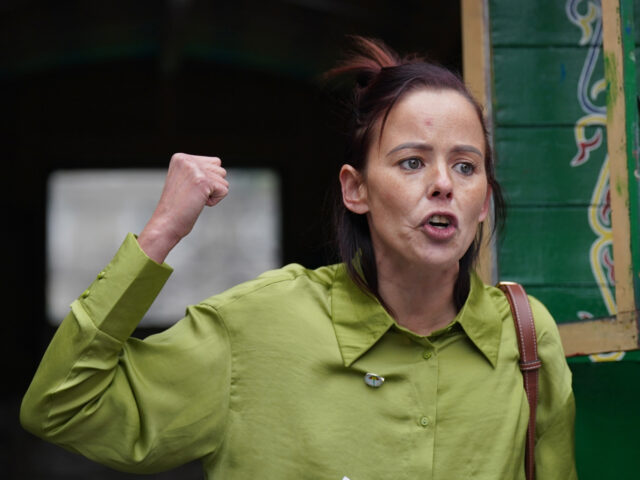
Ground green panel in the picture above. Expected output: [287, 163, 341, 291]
[498, 206, 612, 285]
[624, 349, 640, 360]
[571, 361, 640, 479]
[490, 0, 597, 46]
[495, 126, 608, 206]
[493, 47, 605, 126]
[636, 0, 640, 43]
[525, 286, 611, 323]
[620, 0, 640, 310]
[637, 47, 640, 91]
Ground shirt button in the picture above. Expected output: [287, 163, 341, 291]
[419, 416, 430, 427]
[81, 289, 90, 298]
[422, 351, 432, 360]
[97, 271, 106, 279]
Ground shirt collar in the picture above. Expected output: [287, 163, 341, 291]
[331, 264, 395, 367]
[455, 272, 503, 368]
[331, 266, 503, 368]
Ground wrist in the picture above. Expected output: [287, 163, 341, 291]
[137, 220, 181, 264]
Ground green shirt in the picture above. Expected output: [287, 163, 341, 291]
[21, 233, 576, 479]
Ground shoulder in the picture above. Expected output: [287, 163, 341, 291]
[526, 295, 562, 341]
[499, 286, 568, 365]
[485, 282, 561, 343]
[199, 263, 340, 311]
[194, 264, 343, 348]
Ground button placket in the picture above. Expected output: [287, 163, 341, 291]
[412, 340, 438, 451]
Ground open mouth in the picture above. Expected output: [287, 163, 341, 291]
[427, 214, 453, 229]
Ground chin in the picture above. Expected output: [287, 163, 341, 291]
[412, 252, 462, 273]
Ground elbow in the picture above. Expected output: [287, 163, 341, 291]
[19, 386, 50, 439]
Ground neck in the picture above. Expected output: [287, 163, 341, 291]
[376, 256, 462, 336]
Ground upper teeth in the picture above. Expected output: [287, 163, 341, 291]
[429, 215, 450, 225]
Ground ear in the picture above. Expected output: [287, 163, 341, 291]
[339, 164, 369, 214]
[478, 184, 492, 222]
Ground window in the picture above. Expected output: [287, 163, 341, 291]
[47, 169, 281, 326]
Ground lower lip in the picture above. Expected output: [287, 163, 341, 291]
[422, 223, 457, 241]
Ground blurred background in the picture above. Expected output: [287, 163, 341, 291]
[1, 1, 461, 478]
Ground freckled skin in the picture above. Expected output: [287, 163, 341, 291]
[360, 89, 490, 276]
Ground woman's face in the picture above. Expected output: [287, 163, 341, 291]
[340, 88, 490, 273]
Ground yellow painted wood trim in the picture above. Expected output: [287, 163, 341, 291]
[559, 0, 640, 357]
[461, 0, 487, 106]
[462, 0, 494, 284]
[559, 311, 639, 356]
[602, 0, 636, 316]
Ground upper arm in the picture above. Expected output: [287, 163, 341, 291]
[529, 296, 577, 479]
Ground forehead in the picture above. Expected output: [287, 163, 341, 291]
[377, 88, 484, 146]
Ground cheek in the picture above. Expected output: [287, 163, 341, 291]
[368, 180, 415, 219]
[365, 173, 395, 202]
[465, 183, 489, 220]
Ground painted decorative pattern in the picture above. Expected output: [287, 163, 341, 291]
[567, 0, 625, 362]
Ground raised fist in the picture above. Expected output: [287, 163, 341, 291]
[138, 153, 229, 263]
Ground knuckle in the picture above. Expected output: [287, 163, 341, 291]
[171, 152, 190, 166]
[192, 172, 208, 186]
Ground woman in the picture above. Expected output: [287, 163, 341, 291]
[21, 38, 576, 479]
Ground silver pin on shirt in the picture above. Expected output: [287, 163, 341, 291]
[364, 373, 385, 388]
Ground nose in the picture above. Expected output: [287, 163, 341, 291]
[427, 162, 453, 199]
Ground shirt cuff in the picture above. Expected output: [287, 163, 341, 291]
[72, 233, 173, 342]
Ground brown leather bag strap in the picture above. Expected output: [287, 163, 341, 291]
[497, 282, 541, 480]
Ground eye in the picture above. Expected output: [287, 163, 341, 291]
[399, 157, 423, 170]
[453, 162, 475, 176]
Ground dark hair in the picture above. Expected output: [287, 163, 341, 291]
[326, 36, 505, 310]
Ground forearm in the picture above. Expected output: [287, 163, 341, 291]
[138, 220, 181, 264]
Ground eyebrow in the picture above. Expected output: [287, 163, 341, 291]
[386, 142, 433, 156]
[386, 142, 483, 157]
[451, 145, 483, 157]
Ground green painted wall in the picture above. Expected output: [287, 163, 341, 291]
[492, 0, 612, 323]
[571, 361, 640, 478]
[490, 0, 640, 478]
